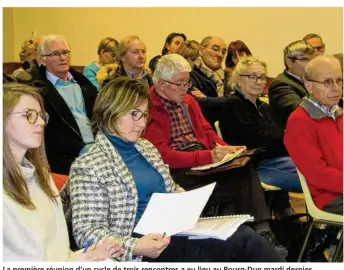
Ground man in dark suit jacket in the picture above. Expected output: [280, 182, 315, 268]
[189, 36, 228, 127]
[36, 35, 98, 175]
[269, 40, 315, 129]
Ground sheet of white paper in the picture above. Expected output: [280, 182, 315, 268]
[191, 148, 244, 171]
[133, 183, 216, 236]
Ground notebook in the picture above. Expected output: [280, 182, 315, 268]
[191, 148, 245, 171]
[176, 214, 254, 240]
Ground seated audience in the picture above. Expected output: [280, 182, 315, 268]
[143, 54, 287, 257]
[104, 36, 153, 88]
[35, 35, 98, 175]
[302, 33, 325, 56]
[12, 39, 36, 79]
[284, 55, 343, 215]
[3, 83, 123, 261]
[68, 76, 285, 262]
[190, 36, 228, 126]
[269, 40, 316, 129]
[83, 37, 118, 91]
[161, 32, 187, 55]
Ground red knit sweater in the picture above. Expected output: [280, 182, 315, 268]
[284, 106, 343, 209]
[143, 87, 226, 169]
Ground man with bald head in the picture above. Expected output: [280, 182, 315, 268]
[284, 55, 343, 214]
[189, 36, 228, 126]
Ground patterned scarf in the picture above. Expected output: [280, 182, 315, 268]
[194, 57, 225, 97]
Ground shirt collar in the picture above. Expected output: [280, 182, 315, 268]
[286, 70, 303, 83]
[46, 70, 76, 86]
[124, 68, 148, 79]
[157, 92, 182, 110]
[300, 96, 342, 120]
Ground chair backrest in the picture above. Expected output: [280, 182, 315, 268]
[296, 169, 343, 223]
[214, 121, 222, 139]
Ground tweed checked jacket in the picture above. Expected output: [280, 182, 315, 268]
[69, 132, 182, 261]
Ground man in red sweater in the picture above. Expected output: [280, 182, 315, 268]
[285, 55, 343, 215]
[143, 54, 288, 257]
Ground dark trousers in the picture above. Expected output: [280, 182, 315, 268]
[323, 195, 343, 215]
[170, 161, 271, 223]
[143, 225, 285, 262]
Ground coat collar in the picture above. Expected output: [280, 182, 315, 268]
[94, 131, 171, 196]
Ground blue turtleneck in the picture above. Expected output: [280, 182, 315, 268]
[105, 134, 166, 225]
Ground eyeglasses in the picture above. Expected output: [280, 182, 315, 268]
[287, 56, 310, 62]
[43, 50, 71, 58]
[104, 51, 116, 58]
[9, 109, 50, 125]
[128, 109, 151, 122]
[307, 78, 343, 88]
[312, 45, 325, 52]
[240, 74, 267, 83]
[208, 45, 227, 56]
[163, 80, 192, 89]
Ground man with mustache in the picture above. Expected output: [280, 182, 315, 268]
[103, 35, 153, 88]
[35, 35, 98, 175]
[285, 55, 343, 215]
[189, 36, 228, 127]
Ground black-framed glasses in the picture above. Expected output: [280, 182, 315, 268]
[307, 78, 343, 88]
[240, 74, 267, 83]
[43, 50, 71, 58]
[163, 80, 192, 89]
[9, 109, 50, 125]
[312, 45, 325, 52]
[128, 109, 151, 122]
[287, 56, 310, 62]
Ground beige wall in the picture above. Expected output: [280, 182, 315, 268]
[4, 7, 343, 77]
[3, 8, 15, 62]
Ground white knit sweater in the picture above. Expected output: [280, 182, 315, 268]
[3, 159, 70, 261]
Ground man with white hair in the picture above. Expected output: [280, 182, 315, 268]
[285, 55, 343, 214]
[36, 35, 98, 175]
[143, 54, 288, 257]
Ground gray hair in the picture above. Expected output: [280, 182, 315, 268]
[37, 35, 69, 59]
[116, 35, 144, 65]
[283, 40, 315, 69]
[152, 54, 192, 84]
[230, 55, 267, 91]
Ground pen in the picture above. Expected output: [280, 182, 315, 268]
[162, 232, 166, 239]
[83, 239, 94, 253]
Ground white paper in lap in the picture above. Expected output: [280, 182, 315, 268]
[133, 183, 216, 236]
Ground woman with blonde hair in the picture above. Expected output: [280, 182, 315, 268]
[12, 39, 37, 79]
[176, 40, 206, 99]
[83, 37, 118, 91]
[67, 77, 285, 262]
[3, 83, 123, 261]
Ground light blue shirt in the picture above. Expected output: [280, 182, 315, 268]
[46, 71, 94, 144]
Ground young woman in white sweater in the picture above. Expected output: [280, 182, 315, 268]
[2, 83, 124, 262]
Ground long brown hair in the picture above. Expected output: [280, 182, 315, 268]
[3, 83, 57, 209]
